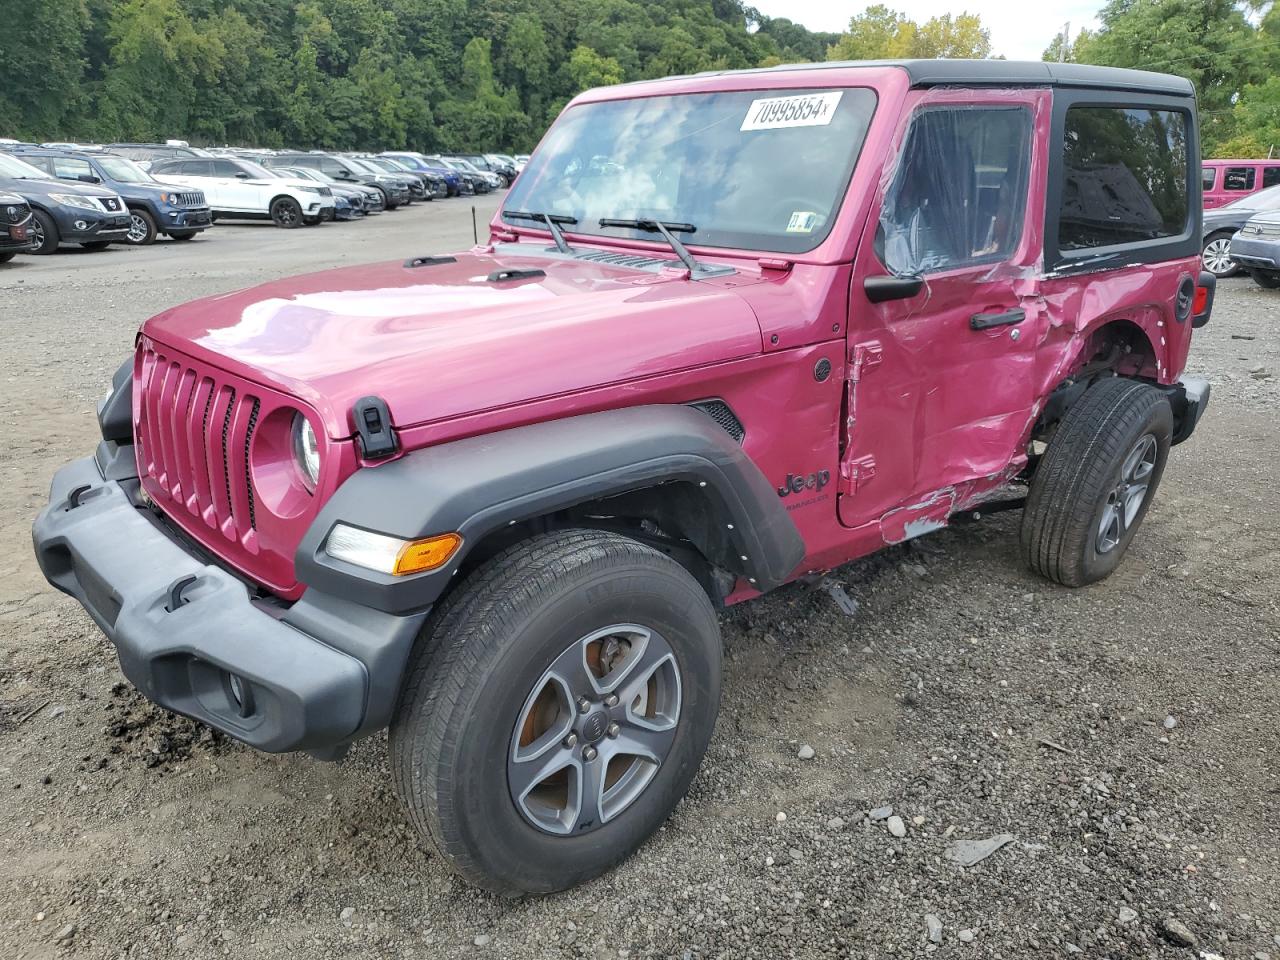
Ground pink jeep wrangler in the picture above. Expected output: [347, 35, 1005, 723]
[34, 60, 1213, 894]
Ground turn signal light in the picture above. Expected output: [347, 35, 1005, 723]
[393, 533, 463, 576]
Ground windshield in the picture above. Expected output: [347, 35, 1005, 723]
[349, 159, 384, 176]
[1224, 184, 1280, 211]
[448, 158, 480, 173]
[386, 155, 425, 170]
[0, 153, 52, 179]
[239, 160, 276, 179]
[503, 88, 877, 253]
[98, 155, 152, 183]
[373, 158, 409, 172]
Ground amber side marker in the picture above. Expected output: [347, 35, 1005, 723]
[393, 533, 463, 576]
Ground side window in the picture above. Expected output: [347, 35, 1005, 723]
[1223, 166, 1255, 190]
[213, 160, 243, 178]
[151, 160, 183, 175]
[1059, 106, 1189, 250]
[1263, 167, 1280, 189]
[52, 157, 94, 180]
[24, 157, 55, 175]
[1202, 167, 1216, 190]
[879, 106, 1032, 276]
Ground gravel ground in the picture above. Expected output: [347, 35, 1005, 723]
[1, 201, 1277, 960]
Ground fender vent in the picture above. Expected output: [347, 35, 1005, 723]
[689, 399, 745, 443]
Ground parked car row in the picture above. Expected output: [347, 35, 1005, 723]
[1199, 182, 1280, 288]
[0, 140, 515, 260]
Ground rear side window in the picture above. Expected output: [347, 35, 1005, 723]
[1224, 166, 1255, 191]
[1059, 106, 1189, 250]
[1202, 167, 1216, 190]
[1263, 167, 1280, 189]
[879, 106, 1032, 275]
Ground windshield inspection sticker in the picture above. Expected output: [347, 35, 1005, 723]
[786, 211, 819, 233]
[741, 91, 843, 131]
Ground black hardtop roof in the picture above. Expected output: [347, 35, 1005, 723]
[642, 59, 1196, 99]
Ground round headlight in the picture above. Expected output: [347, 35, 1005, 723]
[292, 413, 321, 492]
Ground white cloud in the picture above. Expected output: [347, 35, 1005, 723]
[751, 0, 1104, 62]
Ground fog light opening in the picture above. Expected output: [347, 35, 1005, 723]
[224, 671, 255, 718]
[74, 220, 88, 231]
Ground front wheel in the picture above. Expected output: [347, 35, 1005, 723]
[269, 197, 303, 228]
[168, 230, 197, 241]
[0, 252, 14, 263]
[29, 210, 59, 254]
[1021, 377, 1172, 586]
[1200, 232, 1239, 278]
[1248, 269, 1280, 289]
[126, 208, 157, 245]
[390, 529, 721, 896]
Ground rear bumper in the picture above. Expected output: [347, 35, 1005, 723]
[1164, 375, 1210, 445]
[1229, 234, 1280, 270]
[32, 454, 428, 753]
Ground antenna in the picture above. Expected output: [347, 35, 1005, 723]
[1059, 22, 1070, 62]
[471, 205, 478, 245]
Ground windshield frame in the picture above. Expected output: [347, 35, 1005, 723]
[500, 86, 879, 257]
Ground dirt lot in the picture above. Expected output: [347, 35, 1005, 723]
[1, 200, 1277, 960]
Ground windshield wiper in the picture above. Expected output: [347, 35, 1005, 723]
[598, 218, 700, 273]
[503, 210, 578, 253]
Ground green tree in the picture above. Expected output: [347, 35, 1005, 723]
[0, 0, 89, 139]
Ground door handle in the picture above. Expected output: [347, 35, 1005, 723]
[970, 308, 1025, 330]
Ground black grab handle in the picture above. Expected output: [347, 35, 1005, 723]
[970, 308, 1025, 330]
[487, 268, 545, 283]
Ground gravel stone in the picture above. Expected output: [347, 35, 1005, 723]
[797, 744, 815, 760]
[1160, 918, 1197, 947]
[869, 805, 893, 821]
[1119, 906, 1138, 923]
[925, 914, 943, 944]
[886, 815, 907, 838]
[958, 929, 975, 943]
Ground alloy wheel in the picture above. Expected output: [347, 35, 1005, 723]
[1202, 237, 1234, 276]
[1096, 433, 1157, 553]
[508, 624, 682, 836]
[127, 213, 150, 244]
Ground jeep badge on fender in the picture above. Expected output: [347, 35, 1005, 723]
[33, 60, 1212, 897]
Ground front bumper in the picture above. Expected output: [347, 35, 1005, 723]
[58, 210, 131, 242]
[32, 454, 428, 753]
[1229, 233, 1280, 271]
[162, 206, 212, 232]
[0, 216, 36, 252]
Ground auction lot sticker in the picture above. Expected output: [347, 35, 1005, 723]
[741, 91, 843, 131]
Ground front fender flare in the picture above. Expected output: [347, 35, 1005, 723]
[295, 405, 806, 614]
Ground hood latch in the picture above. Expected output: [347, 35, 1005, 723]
[352, 396, 399, 460]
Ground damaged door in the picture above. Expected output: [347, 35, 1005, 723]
[838, 89, 1051, 538]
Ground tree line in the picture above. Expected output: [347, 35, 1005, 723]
[1, 0, 1275, 157]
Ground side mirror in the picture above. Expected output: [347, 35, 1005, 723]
[77, 174, 100, 184]
[235, 172, 250, 179]
[864, 275, 924, 304]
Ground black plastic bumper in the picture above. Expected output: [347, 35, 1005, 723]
[1166, 375, 1210, 445]
[32, 455, 428, 753]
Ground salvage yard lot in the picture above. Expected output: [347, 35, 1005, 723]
[1, 202, 1277, 959]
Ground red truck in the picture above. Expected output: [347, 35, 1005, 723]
[34, 60, 1213, 895]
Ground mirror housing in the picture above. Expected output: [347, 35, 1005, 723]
[235, 172, 250, 179]
[864, 275, 924, 304]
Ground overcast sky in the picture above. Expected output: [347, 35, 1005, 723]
[751, 1, 1105, 62]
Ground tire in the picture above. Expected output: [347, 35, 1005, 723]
[0, 252, 14, 263]
[79, 241, 111, 250]
[29, 209, 59, 254]
[1248, 269, 1280, 289]
[1021, 377, 1173, 587]
[1200, 231, 1239, 278]
[125, 208, 157, 245]
[390, 529, 721, 896]
[168, 230, 197, 241]
[269, 196, 303, 228]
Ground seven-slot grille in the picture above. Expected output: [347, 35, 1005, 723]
[175, 191, 206, 207]
[135, 347, 262, 552]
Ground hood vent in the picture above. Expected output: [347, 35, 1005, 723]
[572, 250, 674, 270]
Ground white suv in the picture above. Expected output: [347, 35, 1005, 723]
[150, 157, 334, 228]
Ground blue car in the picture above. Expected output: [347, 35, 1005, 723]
[12, 147, 213, 245]
[1229, 212, 1280, 289]
[380, 152, 462, 197]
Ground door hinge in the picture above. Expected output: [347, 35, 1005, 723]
[839, 455, 876, 495]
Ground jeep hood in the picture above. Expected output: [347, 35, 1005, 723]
[140, 249, 765, 439]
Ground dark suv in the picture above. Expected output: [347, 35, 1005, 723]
[13, 148, 212, 245]
[34, 60, 1213, 896]
[0, 152, 130, 253]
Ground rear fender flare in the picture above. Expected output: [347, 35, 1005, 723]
[295, 405, 807, 615]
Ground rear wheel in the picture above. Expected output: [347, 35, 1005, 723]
[29, 210, 59, 254]
[269, 197, 302, 228]
[390, 529, 721, 896]
[1200, 231, 1239, 278]
[126, 208, 157, 245]
[1248, 269, 1280, 289]
[1021, 377, 1172, 586]
[168, 230, 197, 241]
